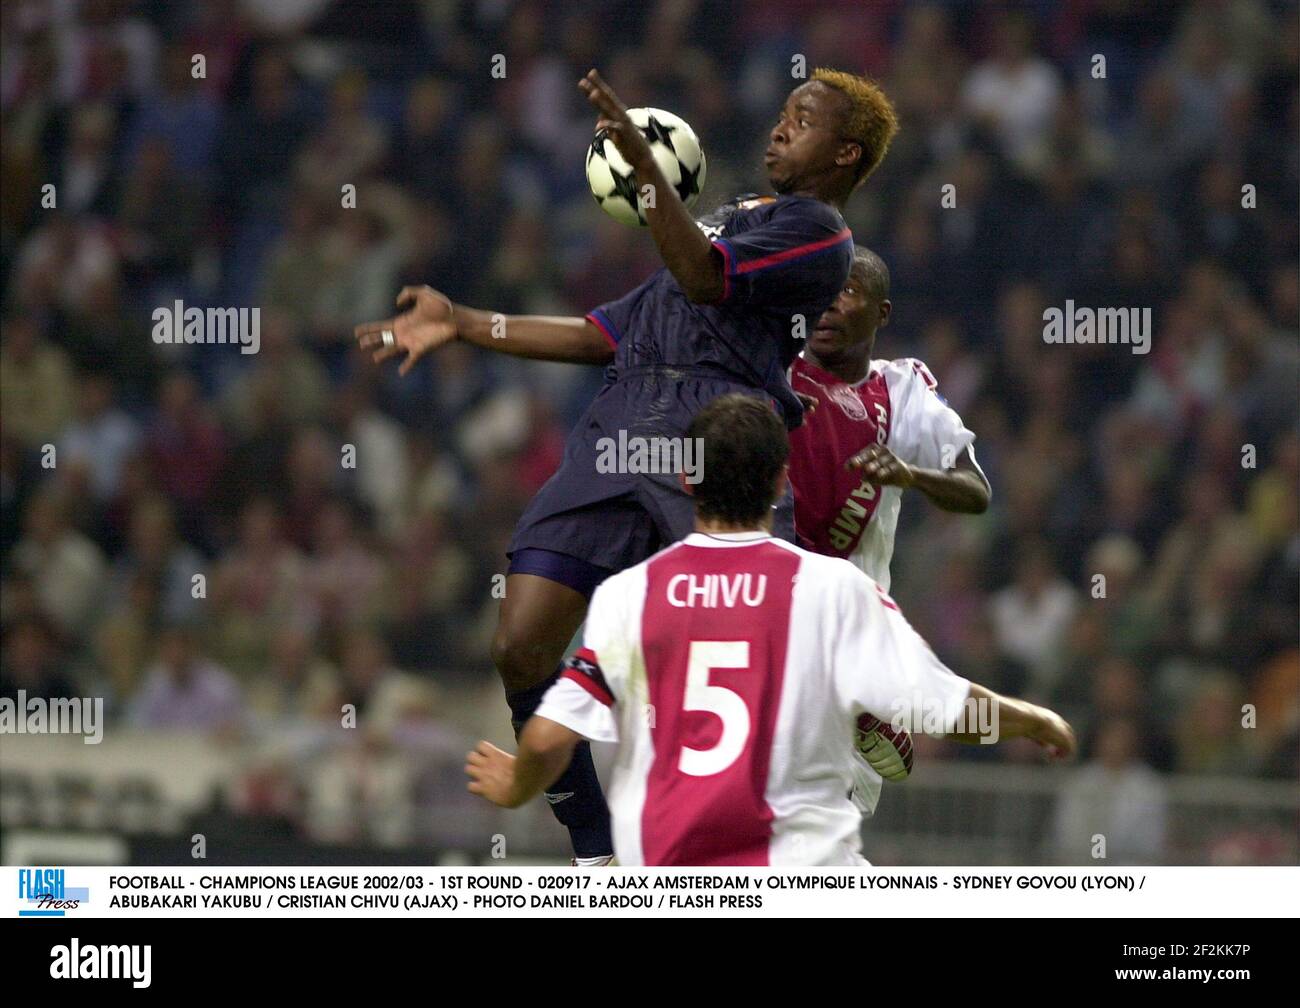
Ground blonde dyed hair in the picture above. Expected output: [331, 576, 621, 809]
[811, 68, 899, 186]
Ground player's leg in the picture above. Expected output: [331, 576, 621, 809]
[498, 394, 660, 860]
[491, 571, 591, 695]
[491, 553, 614, 862]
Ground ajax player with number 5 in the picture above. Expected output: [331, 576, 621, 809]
[466, 396, 1074, 866]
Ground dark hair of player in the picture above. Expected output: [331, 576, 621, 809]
[853, 245, 891, 301]
[686, 393, 790, 526]
[812, 68, 900, 187]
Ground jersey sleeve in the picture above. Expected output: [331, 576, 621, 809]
[829, 563, 971, 736]
[710, 198, 852, 309]
[534, 576, 628, 743]
[886, 358, 977, 472]
[585, 274, 657, 349]
[534, 653, 619, 743]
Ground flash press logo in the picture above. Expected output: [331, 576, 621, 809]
[17, 868, 89, 916]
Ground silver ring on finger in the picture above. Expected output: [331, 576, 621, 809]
[381, 328, 395, 348]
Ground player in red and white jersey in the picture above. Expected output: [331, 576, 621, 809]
[790, 246, 992, 817]
[466, 395, 1074, 866]
[789, 246, 991, 591]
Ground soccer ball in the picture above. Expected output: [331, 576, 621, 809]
[586, 107, 706, 227]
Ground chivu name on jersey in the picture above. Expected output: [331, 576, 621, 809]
[666, 572, 766, 608]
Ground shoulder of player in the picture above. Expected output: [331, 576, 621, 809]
[876, 356, 938, 383]
[769, 194, 848, 230]
[876, 356, 940, 396]
[789, 548, 900, 624]
[724, 192, 770, 210]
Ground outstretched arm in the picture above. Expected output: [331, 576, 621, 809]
[843, 573, 1072, 760]
[456, 306, 614, 365]
[579, 70, 724, 304]
[953, 683, 1076, 757]
[355, 285, 613, 374]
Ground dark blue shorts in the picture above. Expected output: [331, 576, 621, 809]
[508, 547, 613, 600]
[507, 364, 795, 595]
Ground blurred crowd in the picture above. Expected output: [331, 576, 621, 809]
[1, 0, 1297, 857]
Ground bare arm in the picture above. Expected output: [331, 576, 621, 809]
[456, 306, 614, 364]
[465, 717, 583, 809]
[905, 448, 990, 513]
[849, 445, 990, 514]
[640, 178, 724, 304]
[579, 70, 724, 304]
[355, 286, 613, 374]
[950, 682, 1076, 757]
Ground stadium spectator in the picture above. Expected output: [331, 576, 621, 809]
[0, 316, 75, 449]
[246, 623, 340, 729]
[990, 540, 1079, 699]
[58, 371, 141, 505]
[11, 486, 106, 637]
[1049, 718, 1168, 864]
[0, 614, 78, 703]
[109, 494, 204, 623]
[962, 12, 1062, 169]
[128, 621, 245, 733]
[210, 497, 305, 675]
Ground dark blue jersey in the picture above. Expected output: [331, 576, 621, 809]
[508, 193, 851, 579]
[584, 193, 853, 429]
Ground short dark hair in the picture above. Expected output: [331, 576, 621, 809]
[853, 246, 891, 301]
[685, 394, 789, 526]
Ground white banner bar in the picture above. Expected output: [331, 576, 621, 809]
[9, 866, 1299, 918]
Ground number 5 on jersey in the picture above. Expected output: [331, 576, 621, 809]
[680, 641, 750, 777]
